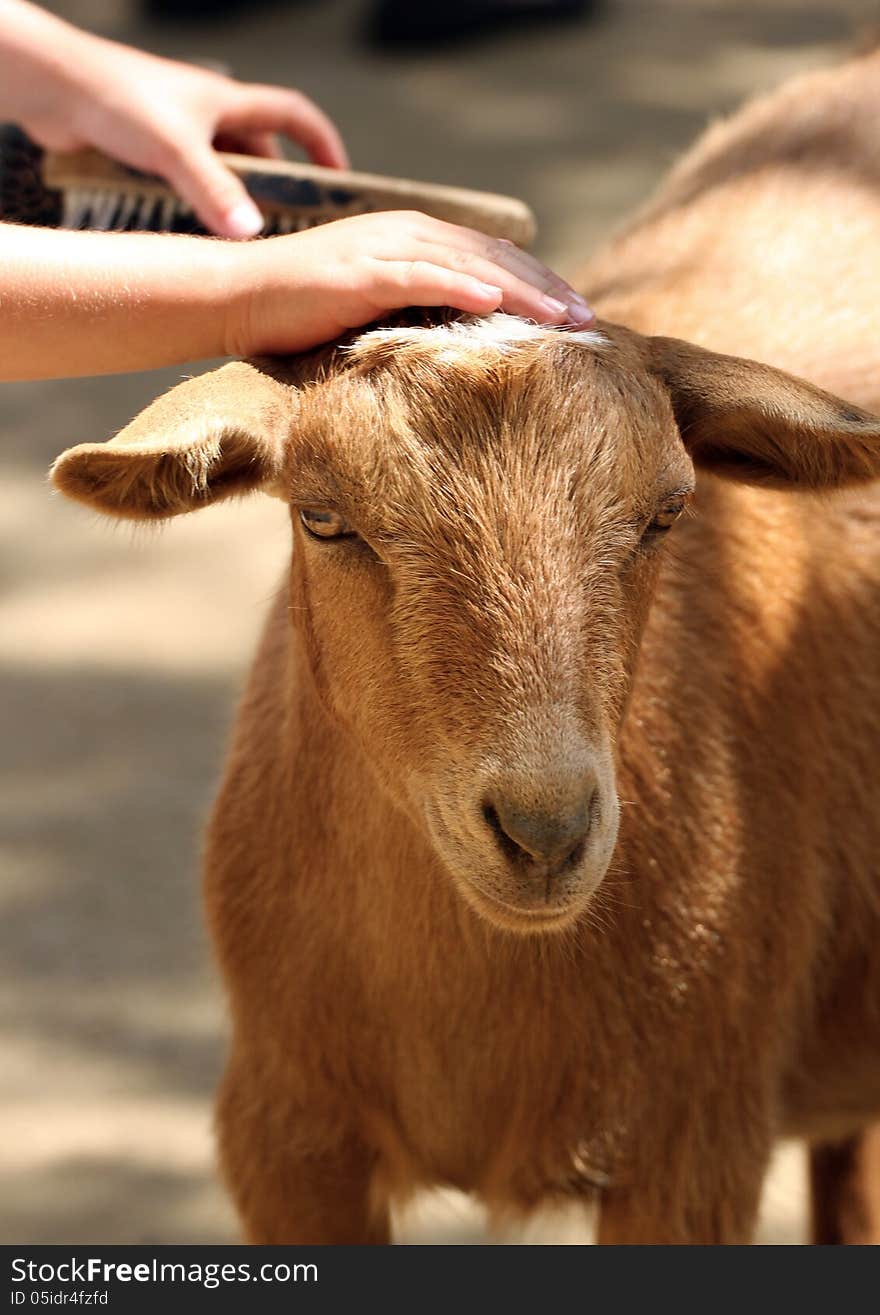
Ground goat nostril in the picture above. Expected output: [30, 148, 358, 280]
[482, 794, 596, 871]
[482, 802, 513, 854]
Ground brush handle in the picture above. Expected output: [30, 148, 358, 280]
[43, 148, 536, 244]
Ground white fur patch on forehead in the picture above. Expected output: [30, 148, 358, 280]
[348, 313, 605, 367]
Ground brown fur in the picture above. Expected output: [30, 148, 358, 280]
[52, 51, 880, 1244]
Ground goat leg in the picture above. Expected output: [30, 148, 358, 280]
[216, 1061, 390, 1244]
[809, 1125, 880, 1245]
[596, 1114, 771, 1244]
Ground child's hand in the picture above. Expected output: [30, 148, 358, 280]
[0, 214, 593, 381]
[227, 211, 595, 357]
[5, 2, 346, 238]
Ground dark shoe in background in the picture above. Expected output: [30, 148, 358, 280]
[366, 0, 596, 50]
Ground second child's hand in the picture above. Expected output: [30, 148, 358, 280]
[0, 0, 347, 238]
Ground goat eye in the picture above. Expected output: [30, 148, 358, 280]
[299, 508, 354, 540]
[646, 496, 687, 536]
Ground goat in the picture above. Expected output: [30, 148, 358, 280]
[52, 49, 880, 1244]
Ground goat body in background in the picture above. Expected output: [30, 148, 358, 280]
[53, 51, 880, 1243]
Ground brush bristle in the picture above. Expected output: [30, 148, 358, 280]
[58, 185, 351, 236]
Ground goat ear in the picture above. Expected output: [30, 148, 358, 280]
[51, 360, 293, 520]
[649, 336, 880, 489]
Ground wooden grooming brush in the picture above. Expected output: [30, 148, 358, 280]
[0, 125, 536, 244]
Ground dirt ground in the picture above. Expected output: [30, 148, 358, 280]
[2, 0, 875, 1246]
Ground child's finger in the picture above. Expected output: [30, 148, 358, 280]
[399, 242, 590, 325]
[371, 260, 506, 317]
[409, 217, 592, 319]
[490, 238, 589, 312]
[163, 139, 263, 238]
[225, 87, 349, 170]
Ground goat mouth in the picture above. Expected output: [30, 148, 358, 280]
[464, 885, 584, 935]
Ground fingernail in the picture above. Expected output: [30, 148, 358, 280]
[539, 295, 569, 321]
[223, 200, 263, 239]
[567, 300, 596, 326]
[477, 282, 504, 301]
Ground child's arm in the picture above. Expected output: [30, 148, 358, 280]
[0, 211, 593, 382]
[0, 0, 347, 238]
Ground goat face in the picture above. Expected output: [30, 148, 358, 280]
[52, 313, 880, 934]
[284, 318, 693, 931]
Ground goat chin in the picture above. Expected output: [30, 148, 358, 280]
[454, 885, 592, 937]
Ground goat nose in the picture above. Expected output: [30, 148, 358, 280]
[482, 790, 597, 868]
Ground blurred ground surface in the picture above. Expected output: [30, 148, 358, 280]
[2, 0, 875, 1245]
